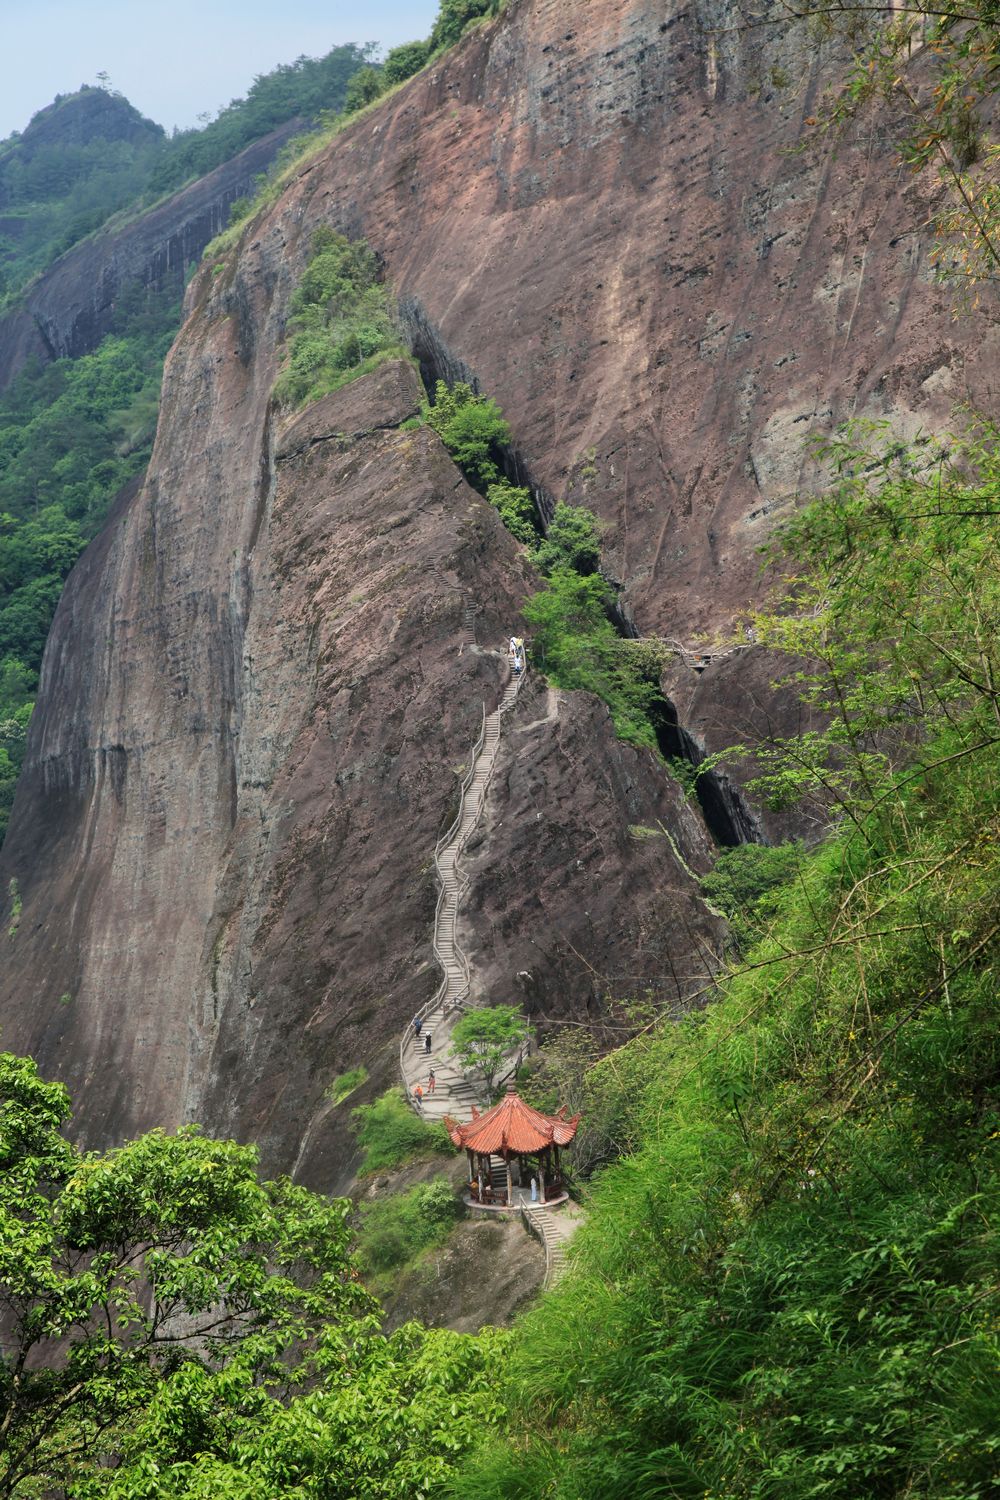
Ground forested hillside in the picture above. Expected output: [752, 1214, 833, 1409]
[0, 46, 372, 305]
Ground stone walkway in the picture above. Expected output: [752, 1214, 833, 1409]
[521, 1198, 584, 1287]
[399, 602, 581, 1287]
[399, 603, 524, 1125]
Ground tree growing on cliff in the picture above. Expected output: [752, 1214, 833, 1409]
[450, 1004, 530, 1099]
[423, 380, 512, 488]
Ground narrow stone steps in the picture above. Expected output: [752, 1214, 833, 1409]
[400, 621, 526, 1151]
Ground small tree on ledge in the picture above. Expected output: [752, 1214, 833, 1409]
[449, 1005, 530, 1100]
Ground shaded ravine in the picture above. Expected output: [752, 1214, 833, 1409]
[403, 298, 762, 851]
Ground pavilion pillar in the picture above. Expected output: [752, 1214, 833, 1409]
[505, 1154, 513, 1206]
[538, 1154, 546, 1202]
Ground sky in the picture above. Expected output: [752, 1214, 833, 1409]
[0, 0, 440, 138]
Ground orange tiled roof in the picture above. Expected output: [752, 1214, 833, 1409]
[444, 1086, 580, 1155]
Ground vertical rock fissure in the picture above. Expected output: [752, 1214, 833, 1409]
[397, 299, 761, 849]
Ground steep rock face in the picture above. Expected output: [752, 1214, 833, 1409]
[0, 344, 719, 1176]
[0, 0, 983, 1168]
[240, 0, 997, 644]
[0, 120, 302, 387]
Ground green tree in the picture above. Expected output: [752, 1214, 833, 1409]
[273, 229, 403, 409]
[382, 41, 431, 86]
[423, 380, 511, 488]
[79, 1322, 509, 1500]
[449, 1004, 530, 1099]
[533, 500, 602, 577]
[0, 1052, 374, 1498]
[343, 66, 386, 115]
[484, 479, 539, 545]
[429, 0, 496, 53]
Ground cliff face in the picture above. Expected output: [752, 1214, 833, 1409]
[0, 121, 302, 388]
[0, 0, 989, 1174]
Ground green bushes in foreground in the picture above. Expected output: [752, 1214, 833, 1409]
[354, 1177, 463, 1279]
[351, 1085, 452, 1174]
[449, 424, 1000, 1500]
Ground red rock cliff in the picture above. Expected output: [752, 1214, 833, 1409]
[0, 0, 992, 1178]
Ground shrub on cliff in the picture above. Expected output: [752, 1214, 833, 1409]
[351, 1086, 452, 1173]
[524, 568, 662, 751]
[383, 40, 432, 86]
[485, 479, 539, 545]
[354, 1177, 463, 1279]
[343, 65, 386, 116]
[533, 501, 602, 577]
[273, 228, 404, 408]
[423, 379, 511, 487]
[429, 0, 499, 53]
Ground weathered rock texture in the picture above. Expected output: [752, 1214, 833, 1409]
[1, 0, 991, 1172]
[0, 120, 302, 388]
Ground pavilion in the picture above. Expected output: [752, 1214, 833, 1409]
[444, 1085, 581, 1208]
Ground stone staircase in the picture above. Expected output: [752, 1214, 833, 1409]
[521, 1200, 580, 1287]
[396, 598, 585, 1290]
[400, 604, 525, 1121]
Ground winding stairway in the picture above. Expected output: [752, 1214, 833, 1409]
[399, 604, 525, 1125]
[398, 603, 578, 1287]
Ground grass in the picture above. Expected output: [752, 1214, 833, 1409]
[353, 1176, 463, 1282]
[326, 1064, 368, 1106]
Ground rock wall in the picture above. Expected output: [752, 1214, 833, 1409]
[0, 0, 991, 1174]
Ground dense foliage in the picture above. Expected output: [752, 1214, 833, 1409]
[273, 228, 404, 408]
[354, 1177, 463, 1281]
[450, 424, 1000, 1498]
[146, 45, 375, 199]
[698, 840, 804, 954]
[0, 89, 164, 302]
[0, 1051, 504, 1498]
[350, 1086, 451, 1175]
[0, 1051, 371, 1497]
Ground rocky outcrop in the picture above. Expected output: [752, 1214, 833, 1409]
[0, 0, 988, 1172]
[0, 352, 720, 1179]
[0, 120, 303, 387]
[1, 88, 163, 172]
[213, 0, 998, 648]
